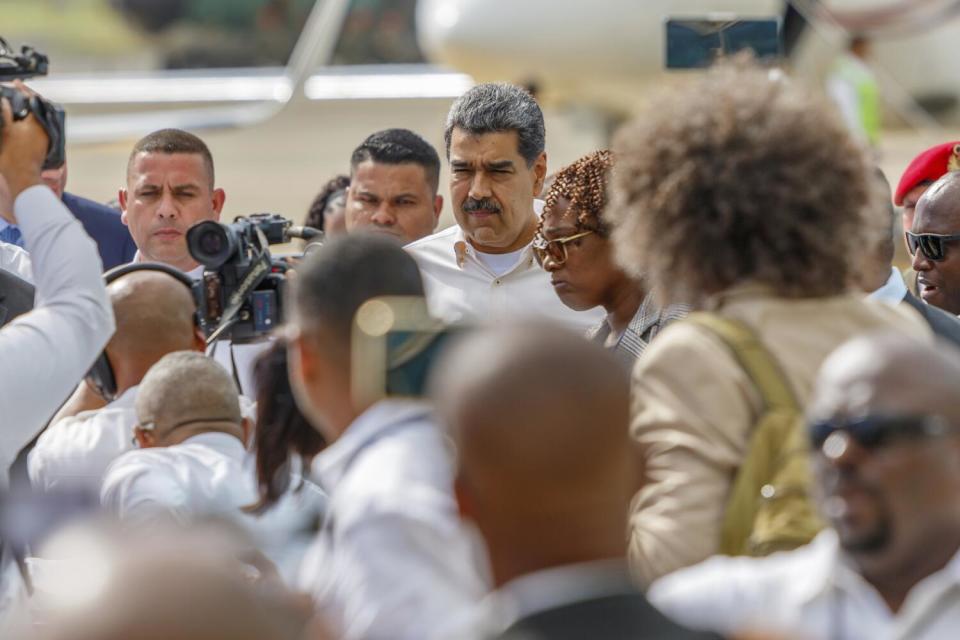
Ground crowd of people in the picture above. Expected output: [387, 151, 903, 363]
[2, 55, 960, 639]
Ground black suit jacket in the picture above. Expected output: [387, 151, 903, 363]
[0, 267, 34, 328]
[494, 591, 723, 640]
[902, 291, 960, 348]
[62, 192, 138, 270]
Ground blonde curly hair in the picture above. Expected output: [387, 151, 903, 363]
[606, 58, 874, 306]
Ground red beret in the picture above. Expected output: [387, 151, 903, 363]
[894, 141, 960, 205]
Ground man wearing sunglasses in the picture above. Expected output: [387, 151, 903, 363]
[650, 333, 960, 640]
[910, 172, 960, 315]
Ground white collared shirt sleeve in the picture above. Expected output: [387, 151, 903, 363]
[0, 186, 113, 483]
[322, 511, 481, 640]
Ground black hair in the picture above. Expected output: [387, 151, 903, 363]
[444, 83, 545, 166]
[128, 128, 216, 188]
[350, 128, 441, 194]
[305, 174, 350, 231]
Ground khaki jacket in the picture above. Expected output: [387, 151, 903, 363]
[628, 284, 931, 586]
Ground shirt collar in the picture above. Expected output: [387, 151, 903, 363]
[311, 399, 432, 492]
[868, 267, 909, 306]
[179, 431, 246, 453]
[487, 560, 632, 631]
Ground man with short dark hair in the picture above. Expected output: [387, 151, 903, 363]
[287, 234, 484, 639]
[650, 333, 960, 640]
[118, 128, 225, 275]
[344, 128, 441, 244]
[909, 172, 960, 316]
[406, 83, 601, 331]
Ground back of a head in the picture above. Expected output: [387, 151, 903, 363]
[128, 128, 215, 187]
[292, 234, 425, 355]
[608, 56, 872, 305]
[135, 351, 241, 432]
[443, 82, 545, 166]
[431, 325, 634, 530]
[350, 128, 441, 194]
[107, 271, 197, 368]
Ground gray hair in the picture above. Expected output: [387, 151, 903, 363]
[443, 83, 545, 166]
[136, 351, 241, 433]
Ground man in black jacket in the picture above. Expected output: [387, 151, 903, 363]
[431, 325, 720, 640]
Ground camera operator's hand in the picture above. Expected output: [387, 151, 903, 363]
[0, 81, 49, 219]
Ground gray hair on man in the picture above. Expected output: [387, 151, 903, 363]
[136, 351, 241, 433]
[443, 82, 545, 166]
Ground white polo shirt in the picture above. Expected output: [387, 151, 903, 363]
[405, 223, 603, 332]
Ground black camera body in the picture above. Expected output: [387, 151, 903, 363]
[0, 37, 66, 170]
[187, 213, 320, 343]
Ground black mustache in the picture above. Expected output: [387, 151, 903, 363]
[462, 198, 501, 214]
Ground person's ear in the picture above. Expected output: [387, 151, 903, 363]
[432, 194, 443, 227]
[134, 427, 157, 449]
[119, 189, 129, 224]
[211, 188, 226, 219]
[192, 325, 207, 352]
[532, 152, 547, 196]
[453, 474, 476, 522]
[240, 416, 253, 445]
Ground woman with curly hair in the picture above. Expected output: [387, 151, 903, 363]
[534, 149, 687, 364]
[607, 58, 931, 585]
[305, 174, 349, 236]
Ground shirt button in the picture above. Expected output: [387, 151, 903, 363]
[494, 279, 501, 285]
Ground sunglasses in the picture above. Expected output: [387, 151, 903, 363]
[532, 230, 594, 267]
[905, 232, 960, 262]
[809, 414, 957, 452]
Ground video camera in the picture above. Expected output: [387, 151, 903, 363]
[187, 213, 321, 343]
[0, 37, 65, 170]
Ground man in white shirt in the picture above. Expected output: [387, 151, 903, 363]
[650, 333, 960, 640]
[0, 81, 115, 483]
[287, 234, 485, 639]
[430, 325, 717, 640]
[100, 350, 308, 576]
[28, 268, 204, 494]
[406, 83, 602, 332]
[119, 128, 225, 277]
[344, 128, 443, 244]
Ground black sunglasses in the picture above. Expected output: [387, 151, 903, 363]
[809, 414, 957, 452]
[905, 232, 960, 262]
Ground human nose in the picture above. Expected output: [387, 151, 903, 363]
[819, 431, 869, 469]
[467, 173, 493, 201]
[911, 245, 932, 272]
[370, 202, 395, 227]
[155, 191, 179, 219]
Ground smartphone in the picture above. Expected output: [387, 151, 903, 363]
[351, 296, 461, 405]
[665, 17, 781, 69]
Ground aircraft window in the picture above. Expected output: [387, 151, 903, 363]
[330, 0, 426, 65]
[4, 0, 315, 71]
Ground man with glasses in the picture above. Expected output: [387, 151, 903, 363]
[649, 332, 960, 640]
[406, 83, 601, 331]
[909, 172, 960, 315]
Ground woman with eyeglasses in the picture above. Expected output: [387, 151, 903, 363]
[533, 150, 688, 364]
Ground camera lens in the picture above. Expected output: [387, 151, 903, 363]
[186, 221, 237, 269]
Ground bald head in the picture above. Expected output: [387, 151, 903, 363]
[915, 172, 960, 227]
[431, 325, 635, 585]
[106, 271, 199, 393]
[135, 351, 242, 447]
[810, 332, 960, 425]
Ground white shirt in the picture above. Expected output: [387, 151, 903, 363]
[0, 242, 32, 282]
[100, 431, 321, 581]
[869, 267, 909, 306]
[0, 186, 114, 486]
[298, 400, 487, 640]
[405, 218, 603, 333]
[28, 385, 257, 494]
[649, 530, 960, 640]
[28, 386, 140, 494]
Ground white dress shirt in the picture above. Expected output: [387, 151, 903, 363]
[28, 385, 257, 495]
[649, 529, 960, 640]
[869, 267, 909, 306]
[405, 221, 603, 333]
[0, 242, 32, 282]
[298, 399, 487, 640]
[100, 431, 321, 581]
[0, 186, 113, 486]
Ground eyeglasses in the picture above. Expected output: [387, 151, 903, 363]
[905, 232, 960, 262]
[809, 414, 957, 452]
[532, 230, 594, 267]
